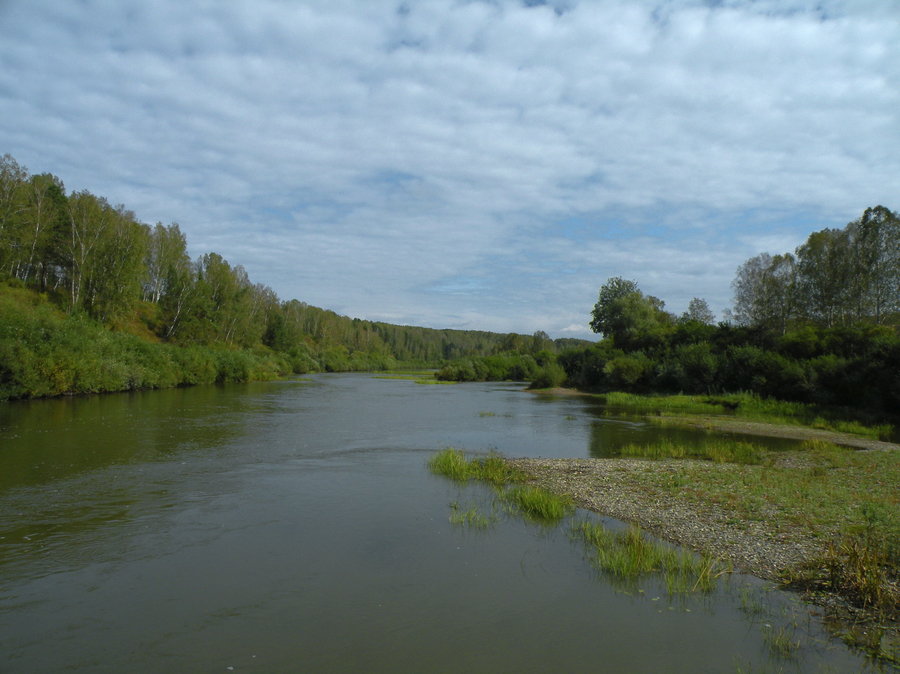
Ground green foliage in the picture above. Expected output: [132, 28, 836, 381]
[733, 206, 899, 329]
[528, 361, 567, 389]
[565, 280, 900, 419]
[0, 283, 288, 399]
[590, 277, 674, 349]
[2, 154, 585, 400]
[435, 353, 540, 382]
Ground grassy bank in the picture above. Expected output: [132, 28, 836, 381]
[0, 285, 292, 400]
[428, 448, 726, 596]
[594, 391, 895, 441]
[506, 438, 899, 664]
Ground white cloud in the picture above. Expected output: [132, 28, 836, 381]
[1, 0, 897, 337]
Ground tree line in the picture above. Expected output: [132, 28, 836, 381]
[0, 153, 580, 399]
[438, 207, 899, 421]
[563, 207, 898, 417]
[731, 206, 899, 331]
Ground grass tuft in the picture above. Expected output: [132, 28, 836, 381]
[428, 448, 471, 481]
[449, 502, 494, 529]
[502, 485, 573, 523]
[573, 521, 727, 594]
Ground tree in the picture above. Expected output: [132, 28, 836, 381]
[64, 190, 113, 312]
[589, 277, 640, 336]
[144, 222, 190, 304]
[680, 297, 715, 325]
[80, 205, 149, 322]
[0, 154, 29, 278]
[19, 173, 68, 288]
[846, 206, 899, 324]
[795, 227, 853, 327]
[590, 277, 673, 349]
[731, 253, 797, 332]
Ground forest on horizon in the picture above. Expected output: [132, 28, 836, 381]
[1, 152, 898, 420]
[0, 153, 583, 400]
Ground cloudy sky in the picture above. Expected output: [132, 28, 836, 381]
[1, 0, 897, 338]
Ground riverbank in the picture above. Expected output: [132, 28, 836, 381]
[504, 443, 899, 662]
[531, 387, 897, 445]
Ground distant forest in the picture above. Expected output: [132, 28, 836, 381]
[0, 153, 582, 399]
[1, 152, 897, 421]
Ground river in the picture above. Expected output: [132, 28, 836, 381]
[0, 374, 875, 672]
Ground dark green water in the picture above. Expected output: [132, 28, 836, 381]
[0, 375, 876, 672]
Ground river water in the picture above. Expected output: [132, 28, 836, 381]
[0, 374, 876, 672]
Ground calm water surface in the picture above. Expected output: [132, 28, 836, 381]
[0, 375, 875, 672]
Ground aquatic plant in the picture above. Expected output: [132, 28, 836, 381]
[573, 521, 726, 594]
[762, 624, 801, 659]
[502, 485, 573, 523]
[428, 448, 471, 482]
[449, 502, 494, 529]
[427, 448, 526, 486]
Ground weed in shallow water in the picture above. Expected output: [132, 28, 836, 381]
[762, 624, 801, 659]
[428, 448, 471, 481]
[502, 485, 573, 523]
[573, 521, 726, 594]
[448, 502, 494, 529]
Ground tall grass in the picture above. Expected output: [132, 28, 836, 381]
[573, 521, 726, 594]
[501, 485, 573, 523]
[616, 437, 767, 464]
[428, 449, 568, 524]
[427, 448, 526, 486]
[449, 502, 494, 529]
[428, 448, 471, 481]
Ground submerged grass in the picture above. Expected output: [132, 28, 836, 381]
[573, 521, 726, 594]
[762, 624, 802, 660]
[501, 485, 573, 523]
[449, 501, 494, 529]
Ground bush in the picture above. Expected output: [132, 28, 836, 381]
[529, 361, 567, 389]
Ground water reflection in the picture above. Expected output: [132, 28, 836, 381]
[0, 381, 311, 490]
[0, 375, 880, 673]
[587, 418, 802, 458]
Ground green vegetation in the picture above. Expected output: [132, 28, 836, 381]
[615, 437, 767, 464]
[427, 449, 527, 487]
[594, 392, 893, 441]
[428, 449, 569, 525]
[0, 154, 589, 400]
[547, 211, 900, 421]
[501, 485, 573, 523]
[0, 285, 293, 399]
[433, 208, 898, 432]
[573, 521, 725, 594]
[762, 625, 801, 660]
[620, 439, 898, 624]
[448, 502, 494, 529]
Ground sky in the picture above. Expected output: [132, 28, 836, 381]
[1, 0, 897, 339]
